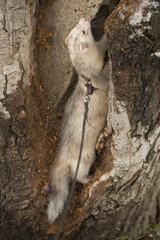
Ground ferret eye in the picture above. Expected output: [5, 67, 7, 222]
[82, 30, 86, 35]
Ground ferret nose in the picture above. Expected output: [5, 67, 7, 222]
[79, 18, 87, 24]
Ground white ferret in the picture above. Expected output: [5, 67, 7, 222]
[47, 18, 110, 223]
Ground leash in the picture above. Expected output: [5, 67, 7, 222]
[53, 80, 94, 240]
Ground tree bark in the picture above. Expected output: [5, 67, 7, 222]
[0, 1, 52, 239]
[63, 1, 160, 240]
[0, 0, 160, 240]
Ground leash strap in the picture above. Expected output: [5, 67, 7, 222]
[53, 90, 90, 240]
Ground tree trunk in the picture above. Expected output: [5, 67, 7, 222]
[0, 0, 160, 240]
[0, 1, 52, 239]
[64, 1, 160, 240]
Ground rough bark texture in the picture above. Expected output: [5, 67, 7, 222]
[64, 1, 160, 240]
[0, 0, 160, 240]
[0, 1, 52, 239]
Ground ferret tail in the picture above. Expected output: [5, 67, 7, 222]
[47, 162, 70, 223]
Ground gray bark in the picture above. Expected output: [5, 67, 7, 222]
[0, 1, 51, 239]
[64, 1, 160, 239]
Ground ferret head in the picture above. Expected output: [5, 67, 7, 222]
[65, 18, 103, 78]
[65, 18, 94, 54]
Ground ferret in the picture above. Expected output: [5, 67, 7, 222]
[47, 18, 110, 223]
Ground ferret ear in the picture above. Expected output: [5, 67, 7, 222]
[65, 37, 68, 46]
[80, 42, 89, 53]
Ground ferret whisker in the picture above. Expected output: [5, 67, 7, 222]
[87, 118, 96, 129]
[91, 25, 103, 29]
[91, 18, 104, 25]
[91, 22, 101, 26]
[90, 24, 104, 30]
[91, 28, 104, 33]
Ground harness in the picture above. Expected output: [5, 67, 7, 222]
[81, 74, 97, 94]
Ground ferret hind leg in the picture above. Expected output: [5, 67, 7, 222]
[70, 149, 95, 184]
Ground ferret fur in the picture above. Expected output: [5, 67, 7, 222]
[47, 18, 110, 223]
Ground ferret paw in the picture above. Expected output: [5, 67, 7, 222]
[78, 175, 91, 184]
